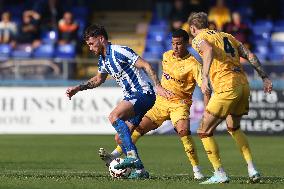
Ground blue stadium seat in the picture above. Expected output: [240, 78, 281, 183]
[0, 44, 12, 61]
[75, 19, 86, 39]
[147, 30, 167, 42]
[11, 45, 33, 59]
[41, 30, 58, 44]
[145, 40, 164, 54]
[271, 42, 284, 54]
[55, 44, 76, 59]
[142, 52, 162, 61]
[71, 6, 89, 19]
[33, 44, 55, 58]
[254, 44, 269, 55]
[267, 52, 284, 62]
[252, 20, 273, 40]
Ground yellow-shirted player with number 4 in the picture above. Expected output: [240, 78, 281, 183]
[99, 29, 207, 180]
[188, 12, 273, 184]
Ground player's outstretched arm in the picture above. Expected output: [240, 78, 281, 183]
[66, 72, 108, 100]
[237, 44, 273, 93]
[134, 57, 174, 99]
[199, 40, 213, 95]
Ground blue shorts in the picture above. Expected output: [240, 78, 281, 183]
[124, 92, 156, 126]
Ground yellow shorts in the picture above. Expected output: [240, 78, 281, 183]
[145, 95, 191, 127]
[206, 84, 250, 118]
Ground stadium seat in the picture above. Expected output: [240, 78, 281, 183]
[254, 44, 269, 55]
[55, 44, 76, 59]
[267, 52, 284, 62]
[271, 42, 284, 55]
[147, 30, 167, 42]
[11, 45, 33, 59]
[41, 30, 58, 44]
[252, 20, 273, 40]
[75, 19, 86, 39]
[144, 42, 164, 54]
[71, 6, 89, 19]
[33, 44, 55, 58]
[0, 44, 12, 61]
[142, 52, 162, 61]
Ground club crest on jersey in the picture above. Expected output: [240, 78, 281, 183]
[163, 72, 171, 80]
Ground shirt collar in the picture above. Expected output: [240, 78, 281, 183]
[106, 42, 111, 55]
[172, 51, 191, 61]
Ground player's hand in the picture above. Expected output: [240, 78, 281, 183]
[201, 77, 211, 95]
[263, 78, 273, 94]
[156, 85, 175, 99]
[66, 86, 80, 100]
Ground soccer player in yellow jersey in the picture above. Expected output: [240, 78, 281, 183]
[188, 12, 273, 184]
[99, 29, 206, 179]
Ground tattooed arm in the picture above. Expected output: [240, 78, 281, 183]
[134, 57, 174, 98]
[66, 72, 108, 100]
[238, 44, 273, 93]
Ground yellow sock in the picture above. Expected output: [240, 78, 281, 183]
[114, 130, 142, 154]
[180, 135, 199, 166]
[201, 136, 222, 170]
[228, 129, 252, 163]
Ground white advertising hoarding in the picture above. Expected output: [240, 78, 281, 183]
[0, 87, 123, 134]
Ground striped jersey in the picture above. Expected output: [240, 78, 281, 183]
[98, 43, 154, 97]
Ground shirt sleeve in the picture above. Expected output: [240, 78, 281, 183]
[192, 61, 203, 87]
[115, 46, 139, 65]
[226, 33, 241, 48]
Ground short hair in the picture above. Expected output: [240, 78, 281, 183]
[188, 12, 208, 29]
[172, 29, 189, 42]
[84, 24, 108, 41]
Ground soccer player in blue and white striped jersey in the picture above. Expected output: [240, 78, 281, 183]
[66, 24, 173, 178]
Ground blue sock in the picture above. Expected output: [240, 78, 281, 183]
[113, 119, 138, 158]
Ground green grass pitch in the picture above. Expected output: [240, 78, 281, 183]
[0, 135, 283, 189]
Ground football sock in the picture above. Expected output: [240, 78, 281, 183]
[180, 135, 199, 167]
[201, 136, 222, 170]
[228, 129, 253, 163]
[112, 130, 142, 156]
[112, 119, 138, 158]
[111, 148, 122, 158]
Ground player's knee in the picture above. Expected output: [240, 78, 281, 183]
[108, 112, 119, 125]
[197, 132, 213, 138]
[135, 127, 145, 136]
[176, 129, 190, 137]
[114, 134, 122, 145]
[227, 125, 240, 133]
[197, 118, 214, 138]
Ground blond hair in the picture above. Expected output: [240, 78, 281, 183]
[188, 12, 208, 29]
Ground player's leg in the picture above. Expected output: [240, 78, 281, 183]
[104, 117, 159, 163]
[108, 100, 141, 160]
[101, 100, 165, 165]
[198, 91, 237, 184]
[226, 84, 260, 182]
[170, 102, 204, 180]
[174, 118, 204, 180]
[113, 92, 156, 170]
[98, 121, 135, 166]
[226, 115, 260, 182]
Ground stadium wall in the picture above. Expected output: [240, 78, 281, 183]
[0, 84, 283, 135]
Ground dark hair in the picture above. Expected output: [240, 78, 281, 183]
[172, 29, 189, 42]
[84, 24, 108, 41]
[188, 12, 208, 29]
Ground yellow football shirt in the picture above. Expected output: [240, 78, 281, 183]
[191, 29, 248, 93]
[161, 50, 202, 104]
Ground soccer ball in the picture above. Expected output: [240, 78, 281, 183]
[108, 158, 131, 179]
